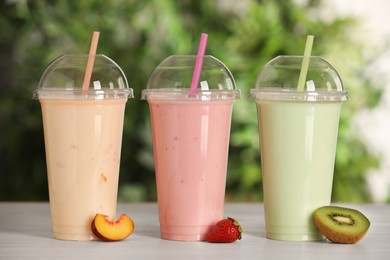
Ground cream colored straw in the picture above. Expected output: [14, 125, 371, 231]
[82, 31, 100, 91]
[297, 35, 314, 92]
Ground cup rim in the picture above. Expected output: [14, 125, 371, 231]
[249, 88, 348, 102]
[142, 88, 240, 101]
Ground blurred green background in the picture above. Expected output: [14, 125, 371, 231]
[0, 0, 387, 203]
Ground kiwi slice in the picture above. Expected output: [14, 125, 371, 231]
[313, 206, 370, 244]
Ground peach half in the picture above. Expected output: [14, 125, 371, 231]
[91, 213, 134, 241]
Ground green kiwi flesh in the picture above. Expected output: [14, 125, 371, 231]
[313, 206, 370, 244]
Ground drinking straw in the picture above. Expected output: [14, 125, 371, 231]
[190, 33, 208, 94]
[82, 31, 100, 91]
[297, 35, 314, 92]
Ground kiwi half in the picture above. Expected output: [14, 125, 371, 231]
[313, 206, 370, 244]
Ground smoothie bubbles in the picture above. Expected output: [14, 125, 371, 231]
[142, 34, 240, 241]
[249, 36, 348, 241]
[33, 32, 133, 240]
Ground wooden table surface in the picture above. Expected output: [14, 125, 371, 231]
[0, 203, 388, 259]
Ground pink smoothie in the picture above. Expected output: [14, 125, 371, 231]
[148, 99, 234, 241]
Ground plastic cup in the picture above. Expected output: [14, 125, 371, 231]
[33, 54, 133, 240]
[249, 56, 348, 241]
[142, 55, 240, 241]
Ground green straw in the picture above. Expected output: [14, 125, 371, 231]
[297, 35, 314, 92]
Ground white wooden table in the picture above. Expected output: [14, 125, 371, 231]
[0, 203, 388, 259]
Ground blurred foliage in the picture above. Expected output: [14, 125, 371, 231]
[0, 0, 385, 202]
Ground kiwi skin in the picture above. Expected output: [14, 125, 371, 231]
[313, 206, 370, 244]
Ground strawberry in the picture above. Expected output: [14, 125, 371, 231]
[207, 217, 242, 243]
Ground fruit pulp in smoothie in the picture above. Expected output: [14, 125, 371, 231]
[148, 99, 234, 241]
[40, 98, 126, 240]
[256, 100, 342, 241]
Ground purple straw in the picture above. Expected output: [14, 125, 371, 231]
[190, 33, 208, 94]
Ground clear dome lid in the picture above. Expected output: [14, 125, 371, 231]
[249, 56, 348, 102]
[142, 55, 240, 100]
[33, 54, 133, 100]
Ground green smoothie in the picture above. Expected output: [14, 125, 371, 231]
[256, 100, 343, 241]
[251, 55, 347, 241]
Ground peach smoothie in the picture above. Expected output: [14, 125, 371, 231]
[148, 99, 234, 241]
[40, 98, 127, 240]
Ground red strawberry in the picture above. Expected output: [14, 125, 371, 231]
[207, 217, 242, 243]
